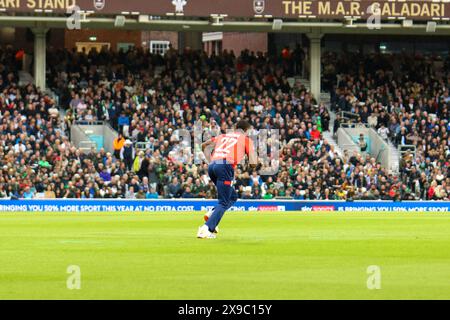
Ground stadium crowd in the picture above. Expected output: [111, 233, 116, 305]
[0, 44, 449, 200]
[327, 51, 450, 200]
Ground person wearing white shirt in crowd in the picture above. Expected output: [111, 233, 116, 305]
[378, 124, 390, 141]
[367, 112, 378, 128]
[14, 141, 26, 153]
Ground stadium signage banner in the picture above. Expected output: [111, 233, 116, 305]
[0, 0, 448, 21]
[0, 200, 449, 213]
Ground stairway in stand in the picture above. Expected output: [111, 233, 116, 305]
[387, 141, 400, 173]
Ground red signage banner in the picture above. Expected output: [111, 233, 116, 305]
[0, 0, 448, 20]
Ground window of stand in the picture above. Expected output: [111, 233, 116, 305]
[150, 41, 170, 55]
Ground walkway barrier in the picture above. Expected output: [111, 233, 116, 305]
[71, 122, 117, 153]
[0, 199, 449, 213]
[78, 140, 97, 152]
[136, 142, 152, 151]
[340, 122, 370, 128]
[339, 111, 360, 122]
[398, 145, 416, 157]
[74, 120, 105, 125]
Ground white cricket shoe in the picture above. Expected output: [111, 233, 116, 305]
[203, 209, 219, 234]
[204, 208, 214, 222]
[197, 225, 216, 239]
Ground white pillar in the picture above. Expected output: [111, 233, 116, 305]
[215, 41, 219, 55]
[307, 32, 323, 103]
[32, 28, 48, 91]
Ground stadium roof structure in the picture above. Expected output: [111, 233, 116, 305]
[0, 0, 449, 35]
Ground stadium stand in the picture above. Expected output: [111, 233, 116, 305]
[328, 52, 450, 200]
[1, 46, 449, 201]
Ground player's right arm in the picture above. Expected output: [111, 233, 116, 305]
[245, 136, 258, 169]
[202, 138, 216, 162]
[201, 139, 215, 152]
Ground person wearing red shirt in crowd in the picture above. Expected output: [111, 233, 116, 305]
[281, 47, 291, 60]
[310, 125, 321, 141]
[197, 120, 256, 239]
[428, 181, 437, 200]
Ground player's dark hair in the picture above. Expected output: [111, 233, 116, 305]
[236, 120, 251, 132]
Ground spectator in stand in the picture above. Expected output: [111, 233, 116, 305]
[136, 187, 146, 199]
[113, 133, 125, 159]
[168, 177, 182, 198]
[22, 186, 34, 199]
[310, 125, 321, 141]
[146, 187, 159, 199]
[182, 186, 195, 198]
[378, 124, 390, 141]
[44, 185, 56, 199]
[120, 140, 135, 171]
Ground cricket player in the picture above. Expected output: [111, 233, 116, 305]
[197, 120, 257, 239]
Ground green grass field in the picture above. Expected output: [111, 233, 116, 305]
[0, 212, 450, 300]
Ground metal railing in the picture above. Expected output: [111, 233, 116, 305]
[376, 146, 387, 163]
[340, 122, 370, 129]
[398, 145, 416, 157]
[74, 120, 105, 125]
[78, 140, 97, 152]
[338, 143, 360, 158]
[136, 142, 153, 151]
[339, 111, 359, 122]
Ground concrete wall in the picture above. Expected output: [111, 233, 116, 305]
[341, 127, 395, 173]
[141, 31, 178, 50]
[70, 125, 97, 152]
[65, 29, 142, 51]
[71, 124, 117, 153]
[103, 124, 118, 154]
[366, 128, 392, 171]
[222, 32, 268, 55]
[337, 128, 360, 158]
[5, 28, 65, 53]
